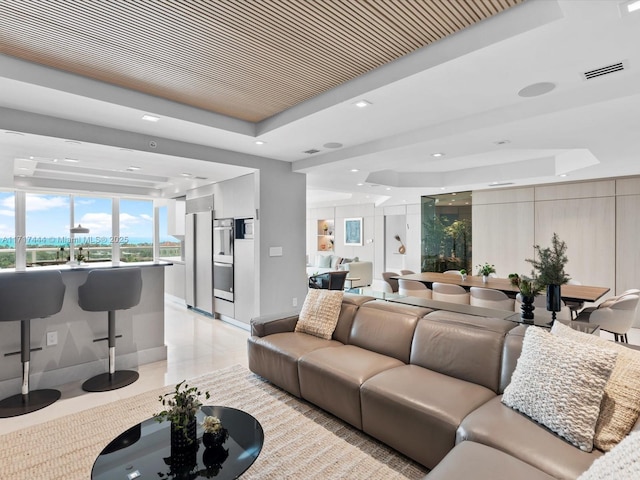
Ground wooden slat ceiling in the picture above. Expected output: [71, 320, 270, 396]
[0, 0, 524, 123]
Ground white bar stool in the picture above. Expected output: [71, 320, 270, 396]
[0, 270, 65, 417]
[79, 268, 142, 392]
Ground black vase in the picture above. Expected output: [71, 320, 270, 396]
[546, 284, 562, 324]
[170, 418, 197, 451]
[202, 427, 228, 448]
[520, 295, 535, 324]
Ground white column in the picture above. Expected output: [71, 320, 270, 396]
[14, 191, 26, 271]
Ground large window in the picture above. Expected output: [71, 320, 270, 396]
[25, 193, 70, 266]
[0, 191, 16, 268]
[74, 195, 113, 262]
[0, 191, 169, 269]
[120, 199, 153, 262]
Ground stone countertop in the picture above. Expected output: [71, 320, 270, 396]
[0, 260, 173, 274]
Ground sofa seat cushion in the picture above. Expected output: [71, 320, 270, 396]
[457, 396, 603, 480]
[425, 441, 555, 480]
[298, 345, 404, 429]
[360, 364, 496, 469]
[248, 332, 342, 397]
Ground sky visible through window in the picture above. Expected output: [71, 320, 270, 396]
[0, 193, 164, 248]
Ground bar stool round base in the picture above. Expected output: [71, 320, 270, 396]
[0, 389, 61, 418]
[82, 370, 139, 392]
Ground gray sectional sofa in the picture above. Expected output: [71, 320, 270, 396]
[247, 293, 636, 479]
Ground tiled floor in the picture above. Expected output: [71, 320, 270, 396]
[0, 296, 249, 435]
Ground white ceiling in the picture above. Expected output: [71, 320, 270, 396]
[1, 0, 640, 205]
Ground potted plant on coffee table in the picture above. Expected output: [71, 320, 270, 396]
[509, 273, 543, 323]
[155, 380, 210, 450]
[526, 233, 570, 323]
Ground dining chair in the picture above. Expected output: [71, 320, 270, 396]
[400, 270, 415, 275]
[398, 279, 432, 299]
[469, 287, 514, 310]
[432, 282, 469, 304]
[565, 279, 584, 319]
[443, 270, 462, 276]
[580, 294, 639, 343]
[381, 272, 400, 293]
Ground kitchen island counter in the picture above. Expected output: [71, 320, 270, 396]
[0, 262, 170, 399]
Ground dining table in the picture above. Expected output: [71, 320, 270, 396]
[395, 272, 610, 303]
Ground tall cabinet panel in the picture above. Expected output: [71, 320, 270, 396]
[616, 194, 640, 326]
[534, 196, 615, 295]
[472, 201, 534, 278]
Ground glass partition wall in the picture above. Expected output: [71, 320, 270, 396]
[421, 192, 472, 273]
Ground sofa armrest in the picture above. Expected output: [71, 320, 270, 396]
[250, 310, 300, 337]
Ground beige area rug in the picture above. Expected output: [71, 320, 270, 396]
[0, 365, 429, 479]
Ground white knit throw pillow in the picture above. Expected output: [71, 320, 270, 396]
[295, 289, 343, 340]
[578, 430, 640, 479]
[502, 326, 617, 452]
[552, 321, 640, 451]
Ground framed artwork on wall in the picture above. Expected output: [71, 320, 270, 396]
[344, 217, 363, 246]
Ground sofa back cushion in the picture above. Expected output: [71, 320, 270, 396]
[332, 293, 376, 344]
[410, 311, 516, 392]
[500, 324, 527, 393]
[348, 300, 431, 363]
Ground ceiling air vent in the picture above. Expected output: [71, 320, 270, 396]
[583, 62, 625, 80]
[303, 149, 320, 154]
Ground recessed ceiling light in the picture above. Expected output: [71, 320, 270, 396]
[440, 187, 446, 190]
[559, 174, 568, 177]
[518, 82, 556, 98]
[29, 156, 34, 159]
[354, 100, 372, 108]
[127, 166, 141, 171]
[350, 169, 359, 173]
[142, 114, 160, 122]
[431, 153, 445, 157]
[357, 183, 364, 186]
[64, 158, 79, 163]
[621, 0, 640, 14]
[18, 167, 29, 170]
[181, 173, 192, 177]
[255, 140, 265, 145]
[385, 187, 392, 191]
[52, 158, 58, 162]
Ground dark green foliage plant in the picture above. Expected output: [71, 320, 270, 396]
[526, 233, 570, 286]
[155, 380, 210, 436]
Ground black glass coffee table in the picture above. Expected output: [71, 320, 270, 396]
[92, 406, 263, 479]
